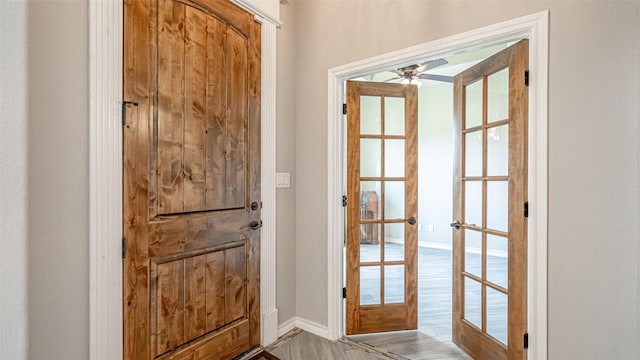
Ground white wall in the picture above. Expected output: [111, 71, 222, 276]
[0, 1, 28, 359]
[276, 1, 297, 324]
[27, 1, 89, 359]
[2, 0, 638, 359]
[291, 1, 639, 358]
[418, 81, 454, 246]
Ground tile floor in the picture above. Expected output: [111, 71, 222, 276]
[267, 329, 470, 360]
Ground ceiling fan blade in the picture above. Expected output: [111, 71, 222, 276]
[417, 73, 454, 83]
[414, 58, 449, 74]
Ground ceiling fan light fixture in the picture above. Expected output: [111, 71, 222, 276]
[402, 76, 422, 88]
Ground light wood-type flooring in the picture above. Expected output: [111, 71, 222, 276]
[359, 245, 507, 344]
[264, 246, 505, 359]
[267, 329, 470, 360]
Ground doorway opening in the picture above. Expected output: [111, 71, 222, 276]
[327, 10, 549, 360]
[343, 41, 514, 352]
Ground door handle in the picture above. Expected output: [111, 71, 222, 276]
[406, 217, 417, 225]
[250, 220, 263, 230]
[450, 220, 461, 230]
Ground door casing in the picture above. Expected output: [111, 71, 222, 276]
[88, 2, 282, 359]
[326, 11, 549, 359]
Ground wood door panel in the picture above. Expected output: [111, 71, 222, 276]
[225, 28, 248, 209]
[151, 246, 248, 357]
[124, 0, 260, 358]
[356, 305, 414, 334]
[154, 320, 250, 360]
[184, 255, 208, 340]
[456, 322, 508, 360]
[155, 260, 187, 356]
[204, 17, 228, 210]
[156, 0, 249, 215]
[183, 7, 208, 212]
[157, 0, 187, 215]
[224, 245, 247, 323]
[204, 251, 226, 331]
[148, 212, 250, 258]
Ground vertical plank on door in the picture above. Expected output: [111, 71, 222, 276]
[225, 28, 247, 208]
[204, 17, 227, 210]
[185, 255, 206, 341]
[183, 7, 207, 212]
[156, 260, 185, 355]
[123, 0, 152, 357]
[157, 0, 186, 214]
[205, 250, 226, 331]
[225, 246, 247, 323]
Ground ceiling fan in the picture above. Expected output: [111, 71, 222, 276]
[385, 59, 453, 86]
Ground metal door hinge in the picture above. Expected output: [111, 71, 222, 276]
[343, 103, 347, 115]
[524, 202, 529, 218]
[122, 237, 127, 259]
[524, 333, 529, 349]
[342, 195, 347, 207]
[122, 100, 139, 126]
[343, 287, 347, 299]
[524, 70, 529, 87]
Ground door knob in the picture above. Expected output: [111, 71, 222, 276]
[450, 220, 461, 230]
[250, 220, 262, 230]
[407, 217, 416, 225]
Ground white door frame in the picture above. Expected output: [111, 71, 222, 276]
[326, 10, 549, 359]
[88, 1, 281, 359]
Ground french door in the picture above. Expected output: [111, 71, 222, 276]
[345, 80, 419, 335]
[452, 39, 529, 359]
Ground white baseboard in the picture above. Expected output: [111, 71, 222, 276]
[278, 317, 329, 339]
[419, 240, 452, 251]
[277, 317, 298, 337]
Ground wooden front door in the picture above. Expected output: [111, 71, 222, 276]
[452, 39, 528, 359]
[345, 80, 418, 335]
[123, 0, 261, 359]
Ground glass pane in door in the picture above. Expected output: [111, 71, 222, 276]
[465, 131, 483, 177]
[464, 229, 482, 277]
[487, 125, 508, 176]
[384, 97, 405, 135]
[465, 79, 483, 128]
[486, 234, 508, 289]
[486, 181, 508, 232]
[360, 182, 381, 221]
[384, 265, 404, 304]
[384, 181, 405, 220]
[488, 68, 509, 123]
[384, 139, 405, 177]
[360, 224, 380, 262]
[384, 223, 404, 262]
[360, 266, 381, 305]
[464, 277, 482, 329]
[360, 96, 381, 135]
[486, 287, 508, 345]
[465, 181, 482, 227]
[361, 139, 381, 177]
